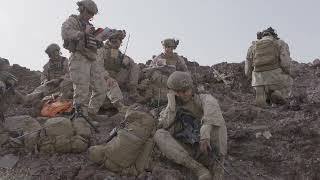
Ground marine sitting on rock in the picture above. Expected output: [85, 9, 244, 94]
[140, 38, 189, 105]
[154, 71, 228, 180]
[97, 30, 141, 111]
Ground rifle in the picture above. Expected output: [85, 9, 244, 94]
[11, 118, 67, 140]
[207, 147, 231, 176]
[70, 103, 99, 133]
[119, 34, 131, 66]
[173, 108, 201, 146]
[104, 118, 127, 143]
[123, 33, 130, 58]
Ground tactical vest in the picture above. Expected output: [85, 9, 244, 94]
[63, 15, 86, 53]
[174, 97, 203, 140]
[47, 58, 66, 81]
[176, 97, 203, 121]
[63, 15, 99, 60]
[103, 48, 124, 73]
[159, 53, 181, 66]
[253, 38, 280, 72]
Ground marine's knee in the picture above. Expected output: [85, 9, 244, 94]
[154, 129, 170, 142]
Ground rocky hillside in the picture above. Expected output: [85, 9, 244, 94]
[0, 60, 319, 180]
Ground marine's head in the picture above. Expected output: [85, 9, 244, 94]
[45, 43, 61, 60]
[167, 71, 194, 102]
[77, 0, 98, 21]
[262, 27, 279, 39]
[161, 38, 179, 55]
[0, 58, 10, 71]
[107, 30, 126, 49]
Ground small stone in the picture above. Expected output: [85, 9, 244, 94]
[255, 132, 262, 138]
[262, 131, 272, 139]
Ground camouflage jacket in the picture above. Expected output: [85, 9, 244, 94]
[97, 44, 136, 78]
[61, 14, 97, 60]
[245, 41, 255, 77]
[151, 53, 188, 72]
[158, 93, 227, 155]
[41, 57, 69, 84]
[249, 37, 293, 86]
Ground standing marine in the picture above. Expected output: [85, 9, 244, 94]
[61, 0, 110, 118]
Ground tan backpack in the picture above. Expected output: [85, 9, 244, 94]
[253, 38, 280, 72]
[89, 110, 156, 175]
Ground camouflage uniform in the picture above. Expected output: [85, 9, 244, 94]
[154, 72, 227, 180]
[0, 58, 18, 145]
[245, 41, 256, 78]
[61, 1, 107, 115]
[27, 56, 72, 101]
[141, 39, 188, 105]
[247, 35, 293, 106]
[97, 39, 140, 105]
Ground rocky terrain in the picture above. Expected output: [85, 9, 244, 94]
[0, 59, 319, 180]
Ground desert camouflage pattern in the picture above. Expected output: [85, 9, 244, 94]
[61, 15, 107, 114]
[97, 43, 140, 103]
[246, 36, 293, 105]
[151, 53, 188, 72]
[155, 93, 227, 179]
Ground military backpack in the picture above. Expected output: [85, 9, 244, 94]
[253, 38, 280, 72]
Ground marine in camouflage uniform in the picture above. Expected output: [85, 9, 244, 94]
[154, 71, 227, 180]
[246, 27, 293, 106]
[141, 39, 188, 105]
[245, 31, 262, 78]
[61, 0, 110, 116]
[0, 58, 19, 145]
[26, 43, 72, 103]
[97, 30, 141, 108]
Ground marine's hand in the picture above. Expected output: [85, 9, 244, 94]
[199, 139, 211, 155]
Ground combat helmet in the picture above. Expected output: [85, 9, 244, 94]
[77, 0, 98, 15]
[161, 38, 179, 49]
[45, 43, 60, 55]
[167, 71, 193, 91]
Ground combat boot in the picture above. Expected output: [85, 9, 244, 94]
[183, 156, 212, 180]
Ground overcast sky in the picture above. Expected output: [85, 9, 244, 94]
[1, 0, 319, 70]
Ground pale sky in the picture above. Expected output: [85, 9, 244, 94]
[1, 0, 319, 70]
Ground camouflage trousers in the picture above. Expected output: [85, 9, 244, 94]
[139, 70, 169, 105]
[254, 83, 291, 106]
[28, 79, 73, 100]
[69, 52, 107, 114]
[102, 65, 141, 109]
[108, 64, 140, 89]
[154, 129, 225, 180]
